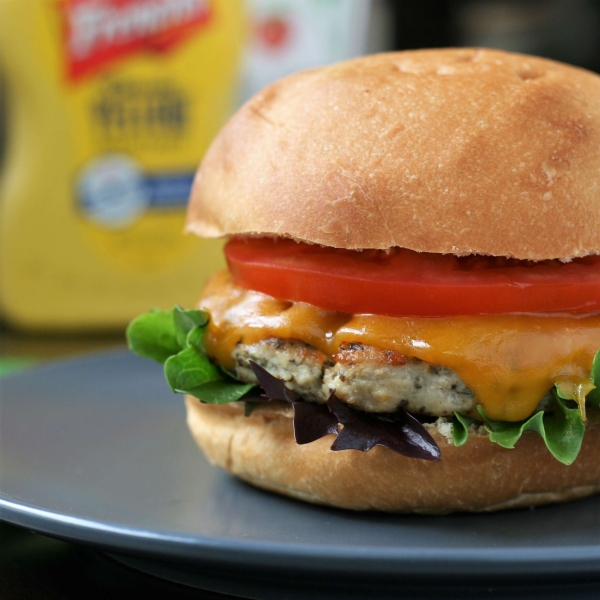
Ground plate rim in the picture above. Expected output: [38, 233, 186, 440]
[3, 495, 600, 579]
[3, 350, 600, 580]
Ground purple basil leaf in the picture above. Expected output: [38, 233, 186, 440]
[291, 401, 339, 444]
[327, 395, 441, 461]
[249, 361, 336, 444]
[248, 362, 440, 458]
[249, 361, 300, 403]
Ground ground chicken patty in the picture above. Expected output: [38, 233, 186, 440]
[232, 338, 476, 416]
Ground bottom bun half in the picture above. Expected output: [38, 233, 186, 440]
[185, 397, 600, 514]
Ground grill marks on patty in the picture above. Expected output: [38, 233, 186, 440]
[333, 342, 407, 366]
[232, 338, 476, 416]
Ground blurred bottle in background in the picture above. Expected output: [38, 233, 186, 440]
[0, 0, 244, 332]
[239, 0, 393, 103]
[0, 0, 395, 334]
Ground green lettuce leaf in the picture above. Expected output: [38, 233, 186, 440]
[126, 309, 181, 363]
[164, 346, 221, 391]
[163, 346, 254, 403]
[127, 307, 257, 405]
[173, 306, 209, 349]
[186, 324, 207, 352]
[477, 389, 585, 465]
[586, 349, 600, 408]
[452, 413, 475, 447]
[185, 379, 256, 404]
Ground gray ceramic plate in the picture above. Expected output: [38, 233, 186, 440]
[2, 351, 600, 599]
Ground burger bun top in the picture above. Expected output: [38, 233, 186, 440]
[187, 48, 600, 261]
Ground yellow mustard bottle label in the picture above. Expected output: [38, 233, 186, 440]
[59, 0, 225, 273]
[0, 0, 245, 330]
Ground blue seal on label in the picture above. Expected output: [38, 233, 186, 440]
[78, 155, 148, 229]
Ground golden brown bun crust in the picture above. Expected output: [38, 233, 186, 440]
[187, 48, 600, 260]
[186, 397, 600, 513]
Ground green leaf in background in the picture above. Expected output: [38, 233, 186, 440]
[452, 412, 475, 447]
[586, 349, 600, 408]
[478, 391, 585, 465]
[173, 306, 209, 349]
[0, 357, 38, 378]
[126, 309, 181, 363]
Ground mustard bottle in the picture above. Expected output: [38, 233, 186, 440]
[0, 0, 245, 331]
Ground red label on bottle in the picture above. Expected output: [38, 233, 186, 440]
[59, 0, 212, 80]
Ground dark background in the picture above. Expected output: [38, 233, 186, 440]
[390, 0, 600, 73]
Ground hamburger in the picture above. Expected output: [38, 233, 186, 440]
[127, 48, 600, 513]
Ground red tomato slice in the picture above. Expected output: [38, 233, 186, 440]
[224, 237, 600, 317]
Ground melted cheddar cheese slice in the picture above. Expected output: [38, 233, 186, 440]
[201, 271, 600, 422]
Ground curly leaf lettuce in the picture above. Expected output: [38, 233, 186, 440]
[451, 413, 475, 448]
[475, 389, 585, 466]
[452, 349, 600, 464]
[585, 349, 600, 408]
